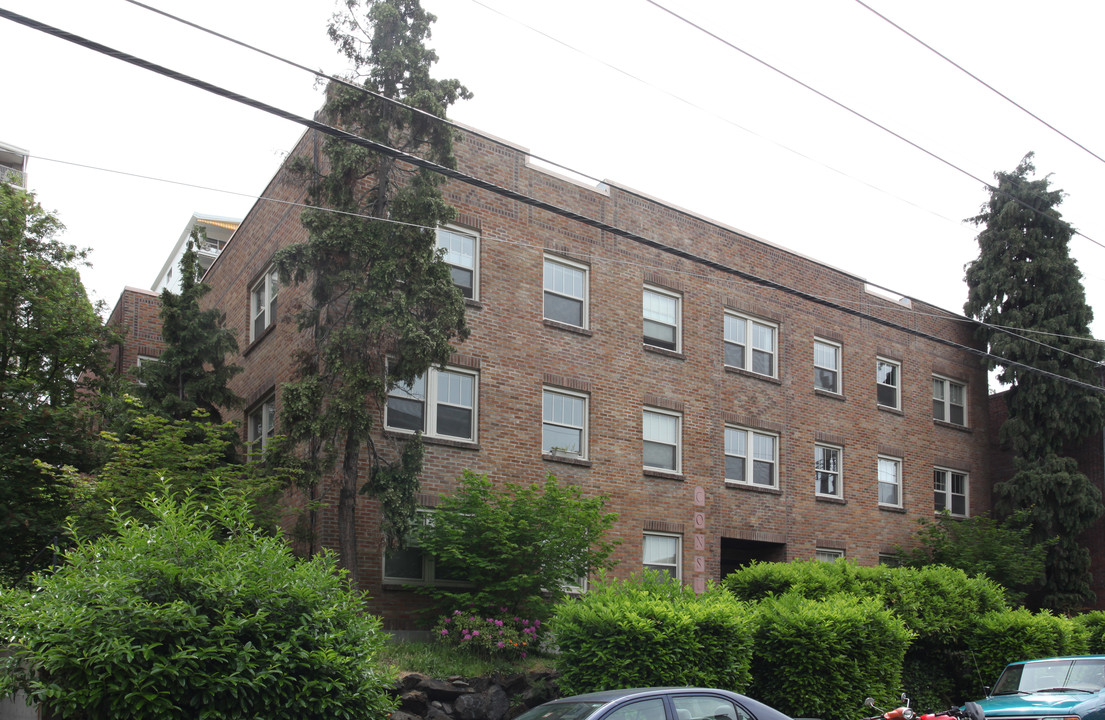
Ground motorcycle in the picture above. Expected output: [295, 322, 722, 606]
[861, 694, 985, 720]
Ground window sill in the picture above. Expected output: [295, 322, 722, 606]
[383, 430, 481, 451]
[543, 319, 592, 337]
[878, 404, 904, 416]
[543, 453, 592, 467]
[464, 298, 483, 310]
[879, 504, 907, 514]
[814, 388, 846, 401]
[726, 481, 782, 495]
[816, 495, 846, 505]
[643, 344, 684, 360]
[724, 366, 782, 385]
[933, 420, 971, 433]
[643, 468, 684, 481]
[242, 323, 276, 357]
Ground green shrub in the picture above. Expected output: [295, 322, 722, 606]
[551, 572, 754, 695]
[969, 609, 1089, 688]
[433, 609, 541, 660]
[749, 593, 912, 720]
[1074, 611, 1105, 653]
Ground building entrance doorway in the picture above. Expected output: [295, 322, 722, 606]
[719, 537, 786, 580]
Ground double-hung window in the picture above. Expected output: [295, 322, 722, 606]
[814, 338, 841, 393]
[815, 444, 842, 497]
[437, 227, 478, 300]
[542, 387, 587, 458]
[250, 266, 279, 342]
[934, 468, 968, 517]
[725, 426, 778, 488]
[544, 256, 588, 328]
[932, 375, 966, 426]
[877, 358, 900, 409]
[643, 285, 681, 352]
[643, 408, 681, 472]
[878, 456, 902, 507]
[383, 511, 468, 584]
[386, 367, 478, 442]
[247, 394, 276, 460]
[724, 312, 776, 376]
[643, 532, 681, 579]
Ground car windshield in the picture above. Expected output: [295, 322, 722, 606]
[993, 659, 1105, 695]
[515, 702, 608, 720]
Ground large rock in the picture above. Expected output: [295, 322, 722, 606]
[455, 685, 510, 720]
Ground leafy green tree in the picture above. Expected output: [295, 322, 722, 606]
[273, 0, 470, 581]
[136, 229, 241, 423]
[414, 471, 619, 619]
[0, 487, 396, 720]
[0, 183, 115, 584]
[897, 509, 1049, 605]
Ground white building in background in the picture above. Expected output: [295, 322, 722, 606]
[151, 213, 241, 293]
[0, 141, 29, 189]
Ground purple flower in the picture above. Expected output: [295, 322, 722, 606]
[522, 619, 529, 626]
[453, 610, 461, 615]
[497, 641, 505, 649]
[500, 607, 507, 613]
[440, 629, 449, 636]
[495, 620, 503, 627]
[521, 652, 527, 659]
[534, 620, 541, 627]
[472, 630, 480, 637]
[444, 617, 451, 623]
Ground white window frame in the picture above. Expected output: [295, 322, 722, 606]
[542, 387, 588, 459]
[382, 510, 469, 585]
[643, 407, 682, 473]
[436, 226, 479, 301]
[724, 426, 779, 488]
[934, 467, 969, 518]
[815, 548, 844, 562]
[815, 443, 842, 498]
[814, 338, 842, 394]
[543, 255, 588, 329]
[724, 311, 777, 377]
[643, 532, 681, 580]
[878, 455, 903, 508]
[247, 394, 276, 460]
[249, 266, 279, 343]
[134, 354, 159, 386]
[385, 366, 479, 442]
[876, 357, 900, 410]
[643, 285, 681, 352]
[932, 375, 967, 426]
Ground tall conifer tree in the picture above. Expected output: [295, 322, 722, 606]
[274, 0, 469, 582]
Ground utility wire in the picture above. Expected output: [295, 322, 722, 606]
[2, 7, 1102, 393]
[853, 0, 1105, 167]
[641, 0, 1105, 251]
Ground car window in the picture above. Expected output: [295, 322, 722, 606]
[671, 696, 753, 720]
[604, 699, 667, 720]
[995, 659, 1105, 694]
[517, 702, 607, 720]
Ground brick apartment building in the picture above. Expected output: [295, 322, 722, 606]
[199, 124, 992, 628]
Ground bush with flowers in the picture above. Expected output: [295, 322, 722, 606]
[433, 608, 543, 659]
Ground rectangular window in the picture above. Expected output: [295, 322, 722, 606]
[134, 354, 158, 386]
[437, 226, 478, 300]
[815, 548, 844, 562]
[725, 426, 778, 488]
[643, 532, 681, 579]
[247, 395, 276, 460]
[643, 408, 681, 472]
[814, 338, 841, 393]
[643, 285, 681, 352]
[724, 312, 777, 376]
[932, 376, 967, 426]
[383, 511, 468, 584]
[385, 367, 477, 442]
[878, 456, 902, 507]
[250, 266, 279, 342]
[542, 387, 587, 459]
[877, 358, 900, 409]
[544, 256, 588, 328]
[934, 468, 968, 517]
[815, 444, 842, 497]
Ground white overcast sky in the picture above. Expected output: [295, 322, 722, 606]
[3, 0, 1105, 342]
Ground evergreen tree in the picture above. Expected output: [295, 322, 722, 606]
[273, 0, 469, 582]
[964, 154, 1105, 610]
[137, 229, 241, 423]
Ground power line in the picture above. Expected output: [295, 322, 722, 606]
[2, 6, 1102, 393]
[852, 0, 1105, 168]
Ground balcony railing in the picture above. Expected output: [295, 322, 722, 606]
[0, 165, 26, 188]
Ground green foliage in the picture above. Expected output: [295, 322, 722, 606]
[1073, 611, 1105, 653]
[550, 571, 754, 696]
[968, 609, 1089, 689]
[136, 231, 241, 422]
[995, 454, 1103, 611]
[433, 609, 541, 660]
[964, 153, 1105, 456]
[0, 488, 396, 720]
[749, 593, 912, 720]
[380, 638, 552, 678]
[0, 183, 116, 584]
[414, 471, 618, 618]
[897, 510, 1049, 606]
[271, 0, 470, 580]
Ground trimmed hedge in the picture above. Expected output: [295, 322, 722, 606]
[749, 593, 912, 720]
[968, 609, 1089, 688]
[1073, 611, 1105, 654]
[550, 572, 754, 696]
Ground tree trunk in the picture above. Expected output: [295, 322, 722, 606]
[338, 428, 361, 585]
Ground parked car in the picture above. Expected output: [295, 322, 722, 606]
[974, 656, 1105, 720]
[513, 687, 793, 720]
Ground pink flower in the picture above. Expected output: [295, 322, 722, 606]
[495, 620, 503, 627]
[497, 641, 505, 649]
[440, 629, 449, 636]
[453, 610, 461, 615]
[472, 630, 480, 637]
[444, 617, 451, 623]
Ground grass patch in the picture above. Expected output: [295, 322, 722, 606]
[382, 639, 557, 679]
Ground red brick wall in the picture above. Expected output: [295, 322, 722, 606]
[106, 286, 166, 381]
[202, 126, 993, 628]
